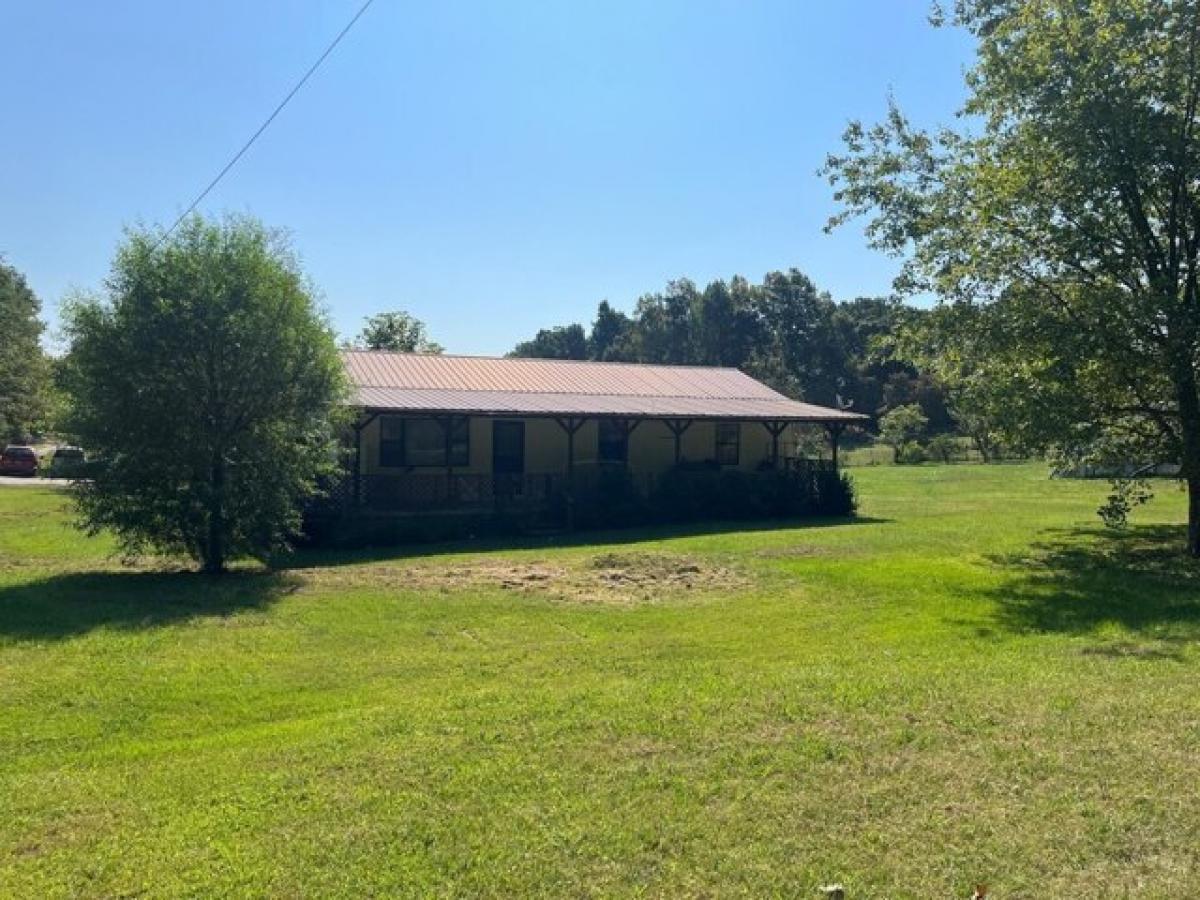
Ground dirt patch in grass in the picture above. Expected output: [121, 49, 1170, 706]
[423, 561, 574, 594]
[299, 551, 742, 606]
[589, 551, 722, 586]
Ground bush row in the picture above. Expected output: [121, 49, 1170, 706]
[568, 466, 857, 529]
[306, 466, 859, 546]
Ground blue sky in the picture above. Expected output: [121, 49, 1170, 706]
[2, 1, 974, 354]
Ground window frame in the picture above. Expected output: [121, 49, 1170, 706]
[378, 416, 470, 468]
[715, 421, 740, 466]
[597, 418, 630, 464]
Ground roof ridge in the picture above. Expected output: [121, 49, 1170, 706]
[339, 348, 743, 373]
[351, 384, 791, 401]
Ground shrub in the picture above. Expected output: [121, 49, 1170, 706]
[817, 471, 858, 516]
[924, 434, 958, 464]
[650, 466, 856, 521]
[572, 466, 646, 527]
[878, 404, 929, 462]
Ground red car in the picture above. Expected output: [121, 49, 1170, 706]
[0, 446, 39, 476]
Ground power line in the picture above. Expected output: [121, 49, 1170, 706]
[157, 0, 376, 245]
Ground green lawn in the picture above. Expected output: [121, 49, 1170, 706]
[2, 465, 1198, 897]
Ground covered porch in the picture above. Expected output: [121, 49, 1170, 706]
[320, 412, 857, 524]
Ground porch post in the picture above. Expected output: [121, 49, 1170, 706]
[567, 421, 576, 477]
[353, 422, 363, 507]
[614, 418, 642, 495]
[826, 422, 845, 470]
[662, 419, 692, 466]
[442, 416, 451, 475]
[438, 416, 455, 505]
[617, 417, 641, 466]
[554, 417, 587, 529]
[762, 420, 788, 468]
[352, 411, 380, 508]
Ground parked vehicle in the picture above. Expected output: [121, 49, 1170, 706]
[0, 445, 39, 477]
[48, 445, 88, 478]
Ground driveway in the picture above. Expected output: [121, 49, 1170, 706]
[0, 476, 71, 488]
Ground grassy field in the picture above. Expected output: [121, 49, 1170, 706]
[2, 465, 1198, 898]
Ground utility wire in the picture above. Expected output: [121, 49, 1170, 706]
[157, 0, 376, 245]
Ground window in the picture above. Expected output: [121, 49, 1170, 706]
[380, 416, 406, 467]
[378, 417, 470, 467]
[715, 422, 740, 465]
[598, 419, 629, 463]
[405, 419, 448, 466]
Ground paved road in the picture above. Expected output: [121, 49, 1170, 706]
[0, 476, 70, 488]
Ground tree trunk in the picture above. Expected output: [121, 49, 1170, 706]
[203, 452, 227, 574]
[972, 433, 992, 463]
[1189, 475, 1200, 558]
[1173, 353, 1200, 557]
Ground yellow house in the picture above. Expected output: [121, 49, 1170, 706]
[333, 350, 865, 525]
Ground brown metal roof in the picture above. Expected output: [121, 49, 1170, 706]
[342, 350, 867, 422]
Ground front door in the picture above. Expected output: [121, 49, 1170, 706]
[492, 420, 525, 475]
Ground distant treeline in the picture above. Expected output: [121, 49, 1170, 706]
[509, 269, 951, 430]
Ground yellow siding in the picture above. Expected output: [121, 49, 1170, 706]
[356, 415, 797, 476]
[627, 420, 791, 472]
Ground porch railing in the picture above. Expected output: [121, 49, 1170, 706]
[312, 458, 839, 518]
[316, 472, 566, 513]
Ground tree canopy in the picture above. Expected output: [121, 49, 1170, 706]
[825, 0, 1200, 554]
[507, 270, 951, 429]
[510, 323, 589, 360]
[0, 260, 48, 442]
[354, 310, 442, 353]
[62, 215, 346, 573]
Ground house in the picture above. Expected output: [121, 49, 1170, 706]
[323, 350, 866, 530]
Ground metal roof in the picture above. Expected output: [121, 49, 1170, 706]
[342, 350, 867, 422]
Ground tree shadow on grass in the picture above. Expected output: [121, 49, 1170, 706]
[989, 524, 1200, 645]
[0, 570, 299, 642]
[280, 514, 890, 570]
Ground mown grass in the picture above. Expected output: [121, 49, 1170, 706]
[1, 465, 1198, 897]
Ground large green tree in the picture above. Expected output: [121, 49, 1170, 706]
[510, 323, 589, 360]
[0, 260, 48, 441]
[629, 279, 702, 365]
[62, 215, 346, 573]
[754, 270, 847, 405]
[826, 0, 1200, 554]
[588, 301, 633, 361]
[354, 310, 442, 353]
[697, 277, 764, 368]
